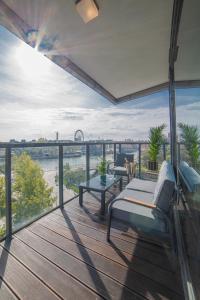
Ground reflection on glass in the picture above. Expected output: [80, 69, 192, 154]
[0, 149, 5, 238]
[63, 145, 86, 200]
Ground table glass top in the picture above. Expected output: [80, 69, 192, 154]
[79, 174, 121, 191]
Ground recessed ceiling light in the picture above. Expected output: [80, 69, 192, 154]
[75, 0, 99, 23]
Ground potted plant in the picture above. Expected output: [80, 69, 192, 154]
[178, 123, 200, 169]
[97, 159, 107, 184]
[148, 124, 166, 171]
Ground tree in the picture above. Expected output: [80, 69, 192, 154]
[178, 123, 200, 168]
[12, 153, 55, 224]
[63, 163, 85, 194]
[148, 124, 166, 162]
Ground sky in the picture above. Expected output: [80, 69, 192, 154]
[0, 25, 200, 142]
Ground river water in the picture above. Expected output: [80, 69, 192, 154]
[35, 154, 114, 202]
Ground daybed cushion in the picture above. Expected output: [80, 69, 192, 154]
[153, 161, 176, 213]
[116, 189, 154, 204]
[126, 178, 156, 194]
[112, 200, 168, 237]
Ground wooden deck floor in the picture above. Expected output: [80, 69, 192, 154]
[0, 191, 184, 300]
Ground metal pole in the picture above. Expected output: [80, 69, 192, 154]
[178, 142, 181, 164]
[59, 145, 64, 208]
[5, 147, 12, 239]
[102, 144, 106, 160]
[114, 143, 116, 161]
[168, 0, 183, 171]
[169, 66, 177, 170]
[86, 144, 90, 181]
[163, 143, 166, 161]
[119, 144, 122, 154]
[138, 144, 141, 179]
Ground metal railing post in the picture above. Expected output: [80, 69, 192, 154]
[102, 143, 106, 160]
[119, 143, 122, 154]
[163, 143, 166, 161]
[59, 145, 64, 208]
[114, 143, 116, 161]
[86, 144, 90, 181]
[178, 142, 181, 164]
[5, 147, 12, 239]
[138, 144, 141, 179]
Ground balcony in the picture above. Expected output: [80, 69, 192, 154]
[0, 141, 184, 300]
[0, 0, 199, 299]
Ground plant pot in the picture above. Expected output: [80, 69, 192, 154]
[148, 161, 158, 171]
[100, 174, 106, 185]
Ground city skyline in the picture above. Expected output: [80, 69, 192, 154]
[0, 26, 200, 142]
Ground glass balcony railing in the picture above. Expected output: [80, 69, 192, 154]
[0, 140, 170, 240]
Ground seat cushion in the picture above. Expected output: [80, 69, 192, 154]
[126, 178, 156, 194]
[112, 200, 169, 237]
[111, 166, 128, 176]
[116, 189, 154, 204]
[153, 161, 176, 213]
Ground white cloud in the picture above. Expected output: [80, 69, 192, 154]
[0, 26, 199, 142]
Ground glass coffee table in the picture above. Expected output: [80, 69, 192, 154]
[79, 174, 122, 216]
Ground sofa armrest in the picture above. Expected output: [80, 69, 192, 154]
[123, 197, 156, 209]
[112, 196, 156, 209]
[107, 161, 115, 173]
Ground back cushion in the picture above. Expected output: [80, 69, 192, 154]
[116, 153, 134, 167]
[180, 162, 200, 192]
[116, 154, 126, 167]
[153, 161, 176, 213]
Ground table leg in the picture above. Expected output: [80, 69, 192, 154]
[100, 192, 106, 216]
[79, 186, 83, 207]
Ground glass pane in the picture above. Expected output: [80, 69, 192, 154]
[11, 146, 58, 231]
[63, 145, 86, 200]
[90, 144, 103, 178]
[140, 143, 169, 180]
[0, 148, 6, 239]
[176, 89, 200, 297]
[105, 144, 114, 164]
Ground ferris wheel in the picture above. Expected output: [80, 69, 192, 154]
[74, 129, 84, 142]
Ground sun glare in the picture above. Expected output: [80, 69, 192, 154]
[15, 42, 51, 80]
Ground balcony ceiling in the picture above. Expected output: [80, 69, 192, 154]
[0, 0, 199, 103]
[176, 0, 200, 82]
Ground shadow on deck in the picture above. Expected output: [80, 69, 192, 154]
[0, 190, 183, 300]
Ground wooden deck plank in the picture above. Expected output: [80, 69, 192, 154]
[35, 218, 182, 293]
[2, 238, 102, 300]
[52, 208, 165, 255]
[41, 214, 169, 270]
[0, 279, 18, 300]
[0, 193, 184, 300]
[15, 229, 143, 300]
[28, 222, 182, 300]
[45, 209, 171, 262]
[0, 244, 59, 300]
[58, 198, 167, 253]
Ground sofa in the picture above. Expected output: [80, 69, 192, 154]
[107, 161, 177, 250]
